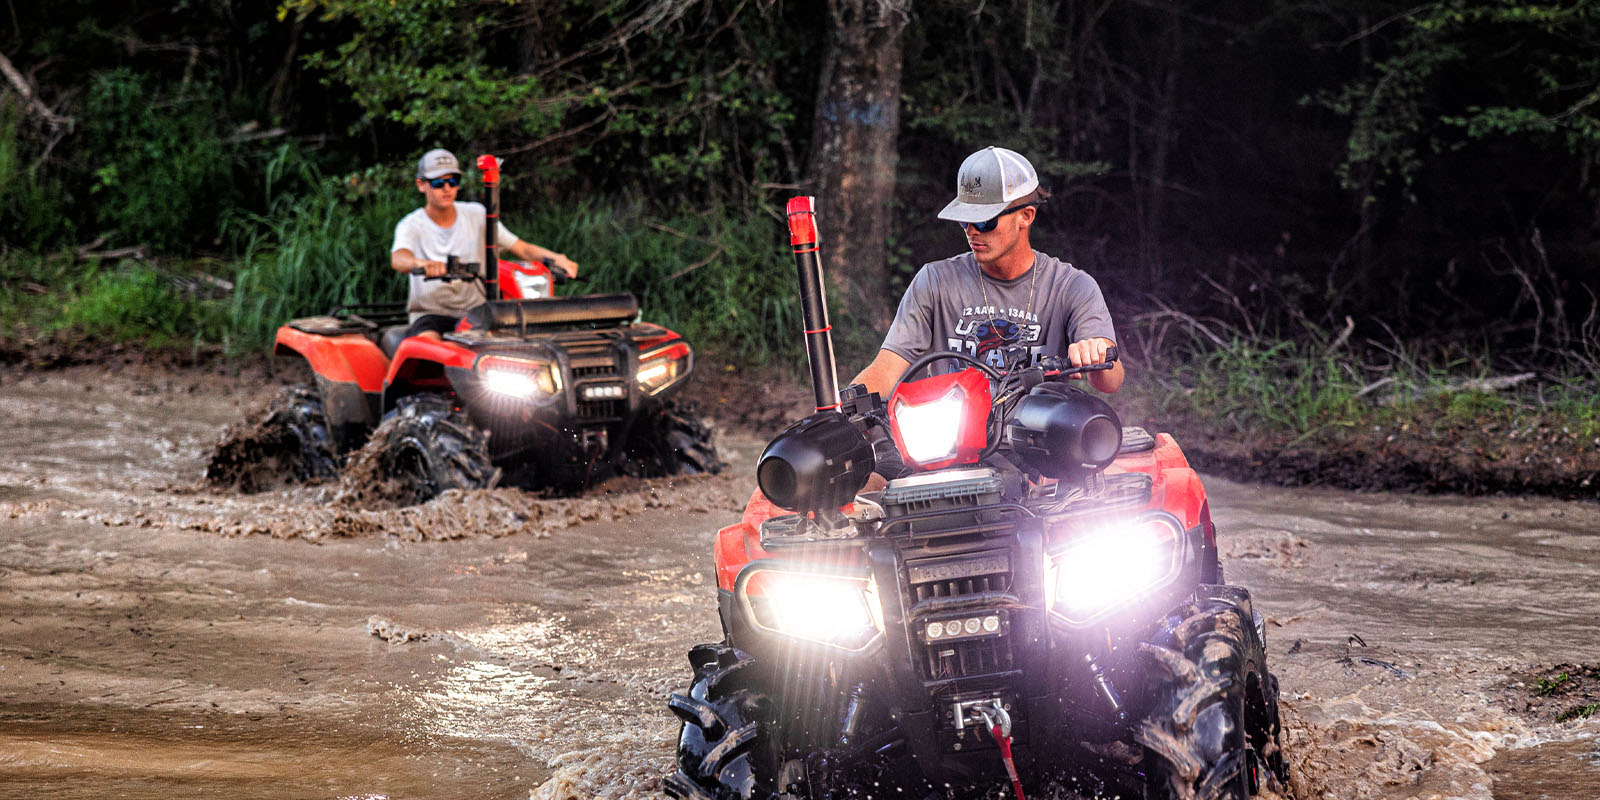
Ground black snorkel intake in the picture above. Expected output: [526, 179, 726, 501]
[477, 154, 501, 302]
[755, 197, 872, 517]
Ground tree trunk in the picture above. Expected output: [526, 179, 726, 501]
[805, 0, 910, 328]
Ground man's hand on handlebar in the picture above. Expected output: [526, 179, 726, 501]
[541, 254, 580, 281]
[416, 259, 450, 278]
[1066, 338, 1115, 378]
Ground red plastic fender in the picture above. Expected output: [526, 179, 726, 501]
[384, 334, 478, 391]
[274, 326, 389, 393]
[1153, 466, 1209, 532]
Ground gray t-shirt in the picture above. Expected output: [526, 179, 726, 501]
[881, 251, 1116, 372]
[391, 202, 522, 321]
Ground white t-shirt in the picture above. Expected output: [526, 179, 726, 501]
[391, 202, 522, 320]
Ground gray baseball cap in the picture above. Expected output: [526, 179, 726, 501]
[416, 148, 461, 179]
[937, 146, 1040, 223]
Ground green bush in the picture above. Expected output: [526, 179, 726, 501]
[81, 69, 232, 251]
[515, 201, 802, 367]
[223, 147, 416, 353]
[0, 102, 74, 248]
[57, 263, 229, 348]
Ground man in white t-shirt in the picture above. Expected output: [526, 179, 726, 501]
[390, 148, 580, 339]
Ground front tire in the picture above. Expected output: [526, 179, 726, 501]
[1136, 592, 1285, 799]
[348, 394, 499, 505]
[664, 644, 781, 800]
[627, 403, 724, 477]
[205, 383, 337, 490]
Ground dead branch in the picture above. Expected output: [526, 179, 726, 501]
[667, 243, 725, 280]
[0, 50, 70, 130]
[1328, 315, 1355, 354]
[78, 244, 147, 261]
[1131, 299, 1229, 348]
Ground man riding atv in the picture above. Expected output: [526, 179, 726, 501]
[851, 146, 1124, 399]
[206, 150, 720, 502]
[392, 148, 580, 339]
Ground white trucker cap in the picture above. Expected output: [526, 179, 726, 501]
[937, 146, 1040, 223]
[416, 148, 461, 179]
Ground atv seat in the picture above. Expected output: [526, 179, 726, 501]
[379, 325, 410, 358]
[463, 294, 640, 332]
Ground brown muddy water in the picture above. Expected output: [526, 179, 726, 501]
[0, 367, 1597, 799]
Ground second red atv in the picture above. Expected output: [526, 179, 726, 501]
[214, 155, 720, 502]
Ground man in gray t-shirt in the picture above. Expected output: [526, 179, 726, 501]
[851, 146, 1124, 396]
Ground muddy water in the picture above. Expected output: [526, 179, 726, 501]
[0, 368, 1597, 799]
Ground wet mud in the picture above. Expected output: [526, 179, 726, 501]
[1, 366, 1598, 799]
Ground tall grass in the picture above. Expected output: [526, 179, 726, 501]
[516, 202, 802, 367]
[223, 148, 417, 353]
[219, 150, 803, 364]
[1140, 316, 1600, 442]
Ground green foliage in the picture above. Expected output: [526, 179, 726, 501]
[57, 264, 230, 348]
[283, 0, 809, 198]
[1315, 1, 1600, 202]
[223, 146, 417, 353]
[512, 202, 801, 367]
[0, 103, 74, 248]
[80, 69, 233, 250]
[1161, 335, 1364, 438]
[1557, 702, 1600, 723]
[1535, 672, 1573, 696]
[901, 0, 1113, 189]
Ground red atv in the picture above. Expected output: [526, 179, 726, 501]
[217, 155, 718, 501]
[664, 199, 1285, 799]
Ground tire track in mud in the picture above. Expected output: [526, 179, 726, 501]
[0, 471, 751, 543]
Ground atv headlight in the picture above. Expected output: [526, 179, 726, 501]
[476, 354, 560, 398]
[738, 567, 883, 651]
[512, 269, 551, 299]
[638, 342, 692, 396]
[892, 386, 967, 464]
[1043, 512, 1185, 625]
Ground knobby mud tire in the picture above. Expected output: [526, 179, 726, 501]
[205, 383, 337, 490]
[354, 394, 499, 505]
[1135, 594, 1287, 800]
[628, 403, 725, 478]
[664, 644, 781, 800]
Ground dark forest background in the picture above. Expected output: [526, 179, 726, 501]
[2, 0, 1597, 378]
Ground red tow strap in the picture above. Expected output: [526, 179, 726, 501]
[988, 723, 1026, 800]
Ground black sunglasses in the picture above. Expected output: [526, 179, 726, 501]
[961, 201, 1041, 233]
[424, 174, 462, 189]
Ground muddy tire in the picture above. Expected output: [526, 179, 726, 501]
[356, 394, 499, 505]
[205, 383, 337, 490]
[1135, 592, 1286, 799]
[664, 644, 781, 800]
[628, 404, 724, 477]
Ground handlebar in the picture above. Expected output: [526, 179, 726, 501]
[540, 256, 583, 284]
[1040, 345, 1119, 378]
[410, 256, 585, 285]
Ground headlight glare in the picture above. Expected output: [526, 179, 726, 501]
[477, 355, 560, 398]
[1044, 513, 1185, 624]
[638, 342, 691, 396]
[740, 568, 882, 651]
[893, 386, 967, 464]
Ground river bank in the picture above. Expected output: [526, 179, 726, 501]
[2, 335, 1596, 503]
